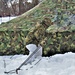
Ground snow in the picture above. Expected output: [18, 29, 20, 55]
[0, 17, 16, 24]
[0, 52, 75, 75]
[26, 44, 37, 53]
[26, 44, 42, 57]
[28, 0, 32, 3]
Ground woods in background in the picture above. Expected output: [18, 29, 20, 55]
[0, 0, 40, 17]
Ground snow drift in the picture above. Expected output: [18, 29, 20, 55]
[0, 52, 75, 75]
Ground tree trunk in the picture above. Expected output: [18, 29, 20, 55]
[32, 0, 39, 6]
[19, 0, 25, 15]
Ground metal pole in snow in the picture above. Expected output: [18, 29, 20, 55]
[4, 45, 41, 74]
[16, 45, 41, 74]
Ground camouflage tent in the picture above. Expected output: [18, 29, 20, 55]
[0, 0, 75, 56]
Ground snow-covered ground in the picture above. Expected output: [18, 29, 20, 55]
[0, 17, 16, 24]
[0, 52, 75, 75]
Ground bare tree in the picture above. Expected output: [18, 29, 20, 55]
[19, 0, 39, 15]
[0, 0, 40, 16]
[0, 0, 9, 16]
[32, 0, 39, 6]
[10, 1, 19, 16]
[19, 0, 26, 15]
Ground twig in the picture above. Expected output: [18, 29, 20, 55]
[3, 60, 6, 68]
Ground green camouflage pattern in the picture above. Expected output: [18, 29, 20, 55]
[0, 0, 75, 56]
[0, 31, 29, 55]
[25, 19, 75, 56]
